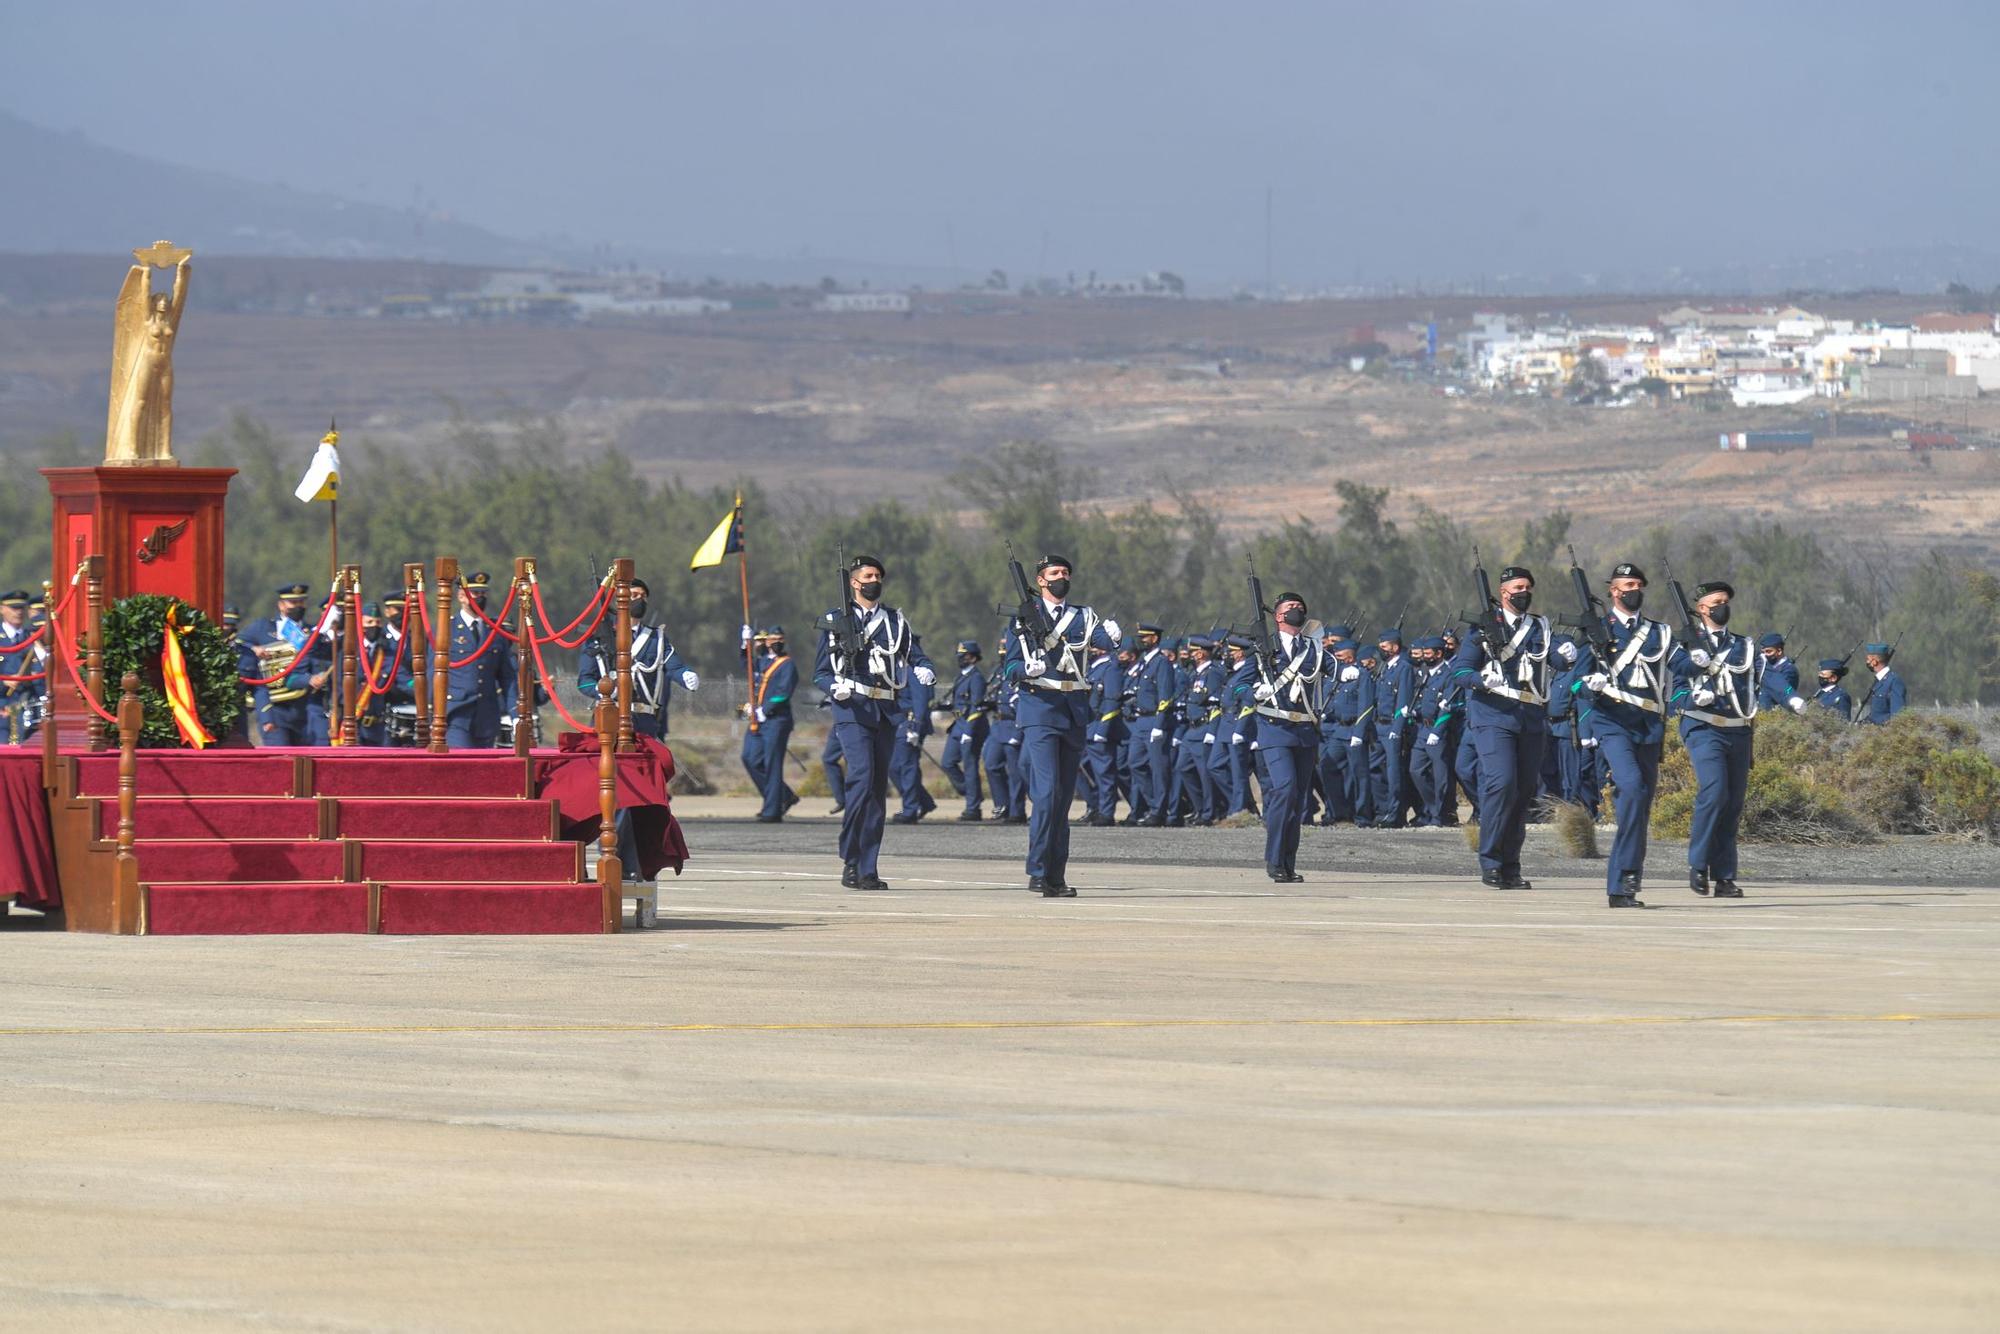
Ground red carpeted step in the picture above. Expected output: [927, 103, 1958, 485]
[334, 798, 554, 841]
[145, 883, 369, 935]
[75, 753, 296, 798]
[101, 798, 319, 842]
[311, 755, 527, 799]
[377, 882, 604, 934]
[137, 839, 346, 884]
[354, 840, 581, 883]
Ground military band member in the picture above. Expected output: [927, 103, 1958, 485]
[237, 583, 318, 746]
[1569, 562, 1696, 907]
[1813, 657, 1854, 721]
[751, 626, 799, 823]
[999, 554, 1119, 896]
[1251, 592, 1324, 882]
[941, 639, 990, 821]
[889, 648, 939, 824]
[354, 601, 413, 746]
[579, 577, 697, 742]
[1450, 565, 1571, 892]
[444, 572, 516, 748]
[1857, 643, 1906, 724]
[0, 589, 47, 745]
[740, 629, 773, 795]
[815, 555, 935, 891]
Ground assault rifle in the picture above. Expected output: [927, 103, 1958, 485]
[1662, 560, 1705, 648]
[830, 545, 866, 676]
[1561, 544, 1615, 661]
[1245, 555, 1276, 679]
[1460, 545, 1505, 660]
[1005, 541, 1058, 651]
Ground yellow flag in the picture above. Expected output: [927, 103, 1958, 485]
[689, 504, 743, 570]
[295, 426, 340, 503]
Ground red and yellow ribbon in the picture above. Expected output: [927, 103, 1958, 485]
[161, 603, 214, 749]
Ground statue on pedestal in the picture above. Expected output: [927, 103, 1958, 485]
[104, 240, 193, 465]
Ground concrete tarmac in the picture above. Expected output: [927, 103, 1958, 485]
[1, 845, 1996, 1331]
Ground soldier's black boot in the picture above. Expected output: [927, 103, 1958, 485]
[1713, 879, 1743, 898]
[841, 863, 859, 889]
[1690, 868, 1711, 896]
[1610, 870, 1644, 908]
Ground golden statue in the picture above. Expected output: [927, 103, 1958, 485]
[104, 240, 193, 465]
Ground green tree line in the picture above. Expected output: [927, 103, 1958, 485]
[5, 418, 1997, 702]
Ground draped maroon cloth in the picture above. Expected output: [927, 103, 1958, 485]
[0, 753, 59, 910]
[536, 733, 688, 878]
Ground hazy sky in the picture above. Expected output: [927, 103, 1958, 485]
[6, 0, 1998, 284]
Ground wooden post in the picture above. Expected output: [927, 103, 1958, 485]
[113, 671, 142, 935]
[595, 676, 622, 931]
[85, 554, 106, 751]
[404, 562, 430, 749]
[512, 557, 536, 757]
[613, 557, 635, 749]
[338, 564, 361, 747]
[429, 557, 457, 753]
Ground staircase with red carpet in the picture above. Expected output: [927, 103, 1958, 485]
[54, 750, 616, 936]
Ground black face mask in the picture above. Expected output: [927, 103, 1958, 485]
[1707, 603, 1731, 626]
[364, 629, 381, 646]
[960, 654, 977, 667]
[1507, 591, 1533, 614]
[1616, 589, 1644, 612]
[629, 599, 648, 622]
[281, 604, 305, 622]
[855, 581, 882, 603]
[1278, 609, 1305, 628]
[1044, 577, 1070, 600]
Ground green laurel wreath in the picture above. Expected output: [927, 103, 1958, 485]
[99, 595, 244, 748]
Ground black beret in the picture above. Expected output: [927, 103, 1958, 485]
[1694, 580, 1734, 600]
[1610, 562, 1648, 583]
[848, 555, 885, 577]
[630, 578, 650, 596]
[1034, 554, 1072, 575]
[1498, 566, 1535, 586]
[1274, 591, 1307, 609]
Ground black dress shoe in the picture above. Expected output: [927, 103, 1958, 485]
[1042, 879, 1075, 897]
[1608, 893, 1644, 908]
[890, 811, 920, 825]
[782, 790, 800, 812]
[755, 813, 782, 823]
[1165, 817, 1185, 828]
[1480, 870, 1507, 889]
[1713, 879, 1743, 898]
[1618, 871, 1643, 894]
[1139, 814, 1166, 827]
[1690, 868, 1711, 896]
[1504, 874, 1534, 890]
[856, 875, 889, 891]
[1281, 869, 1304, 883]
[1118, 815, 1139, 827]
[829, 805, 846, 817]
[841, 863, 859, 889]
[1028, 875, 1048, 892]
[1267, 864, 1290, 883]
[1005, 814, 1028, 825]
[957, 809, 984, 822]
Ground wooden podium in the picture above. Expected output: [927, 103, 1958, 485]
[39, 465, 236, 756]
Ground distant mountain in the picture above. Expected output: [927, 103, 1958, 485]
[0, 110, 563, 265]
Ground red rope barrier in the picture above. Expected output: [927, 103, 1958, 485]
[358, 621, 410, 699]
[530, 577, 612, 648]
[528, 629, 590, 733]
[0, 668, 48, 683]
[462, 582, 519, 643]
[2, 566, 88, 653]
[54, 621, 117, 725]
[238, 582, 342, 687]
[439, 583, 519, 669]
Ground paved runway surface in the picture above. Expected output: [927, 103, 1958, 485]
[2, 843, 1995, 1331]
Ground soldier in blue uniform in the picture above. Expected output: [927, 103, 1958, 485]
[0, 589, 47, 745]
[1123, 623, 1178, 826]
[981, 639, 1026, 824]
[1754, 632, 1801, 712]
[1547, 637, 1601, 817]
[820, 726, 847, 816]
[814, 555, 935, 890]
[889, 645, 939, 824]
[578, 577, 697, 744]
[999, 554, 1119, 896]
[1249, 592, 1325, 882]
[750, 626, 800, 822]
[1449, 565, 1573, 893]
[740, 630, 774, 796]
[1408, 636, 1458, 827]
[445, 571, 517, 748]
[354, 602, 413, 747]
[1857, 644, 1906, 724]
[237, 583, 318, 746]
[1320, 637, 1374, 825]
[1086, 640, 1131, 824]
[1219, 635, 1262, 817]
[1568, 562, 1694, 907]
[1171, 635, 1219, 825]
[940, 639, 990, 821]
[1370, 627, 1418, 827]
[1813, 658, 1854, 720]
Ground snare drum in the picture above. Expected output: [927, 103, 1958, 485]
[387, 704, 419, 746]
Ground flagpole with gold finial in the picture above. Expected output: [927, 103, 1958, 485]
[736, 492, 756, 733]
[326, 418, 341, 744]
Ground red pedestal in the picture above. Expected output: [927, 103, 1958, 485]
[42, 465, 236, 617]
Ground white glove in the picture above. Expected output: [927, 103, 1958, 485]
[1348, 734, 1362, 748]
[1692, 687, 1717, 707]
[1340, 665, 1360, 683]
[1171, 737, 1180, 748]
[1581, 736, 1600, 749]
[1149, 727, 1163, 741]
[753, 706, 766, 723]
[1102, 619, 1121, 641]
[832, 682, 853, 702]
[1786, 695, 1808, 715]
[1583, 672, 1609, 692]
[1425, 732, 1441, 747]
[1687, 648, 1712, 668]
[904, 730, 919, 744]
[913, 665, 935, 687]
[741, 623, 752, 647]
[324, 604, 343, 628]
[1556, 640, 1578, 663]
[1201, 732, 1214, 744]
[1024, 659, 1047, 679]
[1253, 682, 1277, 701]
[1249, 740, 1260, 751]
[1480, 662, 1506, 689]
[681, 669, 700, 690]
[1230, 732, 1248, 745]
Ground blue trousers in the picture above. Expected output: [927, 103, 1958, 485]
[1409, 730, 1453, 826]
[1595, 727, 1662, 892]
[941, 718, 988, 812]
[1455, 725, 1481, 825]
[1021, 722, 1084, 880]
[257, 703, 310, 747]
[308, 700, 332, 747]
[1204, 733, 1231, 819]
[1315, 726, 1353, 824]
[446, 715, 498, 750]
[741, 724, 769, 794]
[1140, 720, 1171, 814]
[1170, 731, 1204, 819]
[1122, 724, 1157, 818]
[1261, 739, 1311, 872]
[821, 728, 846, 811]
[756, 717, 796, 819]
[833, 718, 894, 878]
[1470, 722, 1546, 877]
[1370, 723, 1411, 826]
[1684, 723, 1753, 880]
[1554, 733, 1601, 815]
[1091, 723, 1129, 817]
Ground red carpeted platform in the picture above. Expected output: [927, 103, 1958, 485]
[42, 743, 683, 936]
